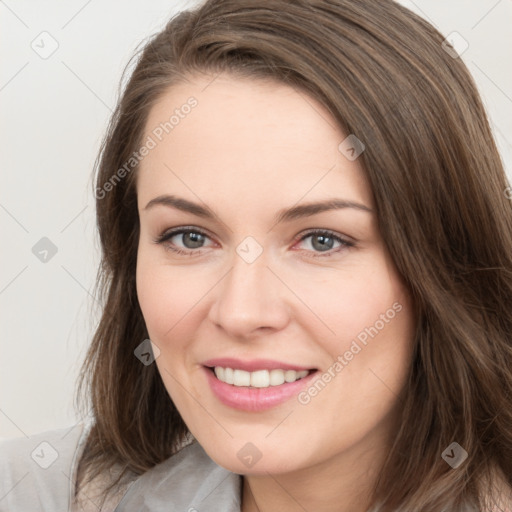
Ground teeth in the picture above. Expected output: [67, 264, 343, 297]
[250, 369, 268, 388]
[213, 367, 309, 387]
[233, 369, 251, 386]
[224, 367, 234, 384]
[269, 369, 285, 386]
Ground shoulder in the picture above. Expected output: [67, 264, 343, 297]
[0, 422, 87, 512]
[114, 437, 242, 511]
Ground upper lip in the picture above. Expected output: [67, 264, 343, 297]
[202, 357, 316, 372]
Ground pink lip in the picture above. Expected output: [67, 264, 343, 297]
[202, 366, 318, 412]
[202, 357, 314, 372]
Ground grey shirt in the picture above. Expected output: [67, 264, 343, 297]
[0, 422, 243, 511]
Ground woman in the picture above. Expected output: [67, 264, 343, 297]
[1, 0, 511, 511]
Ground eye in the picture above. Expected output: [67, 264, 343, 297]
[294, 229, 354, 258]
[153, 227, 354, 258]
[153, 227, 214, 256]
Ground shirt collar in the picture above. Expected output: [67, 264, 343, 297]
[114, 438, 242, 511]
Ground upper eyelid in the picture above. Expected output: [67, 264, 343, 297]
[158, 226, 214, 242]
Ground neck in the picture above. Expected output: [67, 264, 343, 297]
[240, 431, 389, 512]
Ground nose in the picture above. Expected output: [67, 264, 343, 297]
[207, 245, 291, 339]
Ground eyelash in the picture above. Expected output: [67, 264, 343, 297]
[152, 226, 355, 258]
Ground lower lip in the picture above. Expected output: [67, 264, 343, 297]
[202, 366, 318, 412]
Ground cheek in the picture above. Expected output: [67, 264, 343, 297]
[136, 254, 183, 342]
[311, 291, 413, 411]
[135, 253, 214, 352]
[136, 244, 183, 319]
[296, 259, 415, 406]
[136, 263, 167, 333]
[289, 260, 402, 350]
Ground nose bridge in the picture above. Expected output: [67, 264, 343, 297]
[208, 238, 289, 336]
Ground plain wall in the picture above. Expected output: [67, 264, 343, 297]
[1, 0, 511, 439]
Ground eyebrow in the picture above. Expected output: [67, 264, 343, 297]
[143, 194, 372, 223]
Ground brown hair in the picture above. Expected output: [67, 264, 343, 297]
[75, 0, 512, 510]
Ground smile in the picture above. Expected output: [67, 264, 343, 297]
[202, 364, 319, 412]
[212, 366, 311, 388]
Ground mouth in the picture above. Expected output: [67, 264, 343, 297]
[205, 365, 318, 388]
[202, 363, 319, 411]
[200, 357, 320, 411]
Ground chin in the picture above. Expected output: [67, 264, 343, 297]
[203, 443, 302, 476]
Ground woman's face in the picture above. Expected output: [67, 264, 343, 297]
[136, 73, 415, 476]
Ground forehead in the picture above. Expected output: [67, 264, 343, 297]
[137, 73, 372, 214]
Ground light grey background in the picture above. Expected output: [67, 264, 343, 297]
[1, 0, 511, 440]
